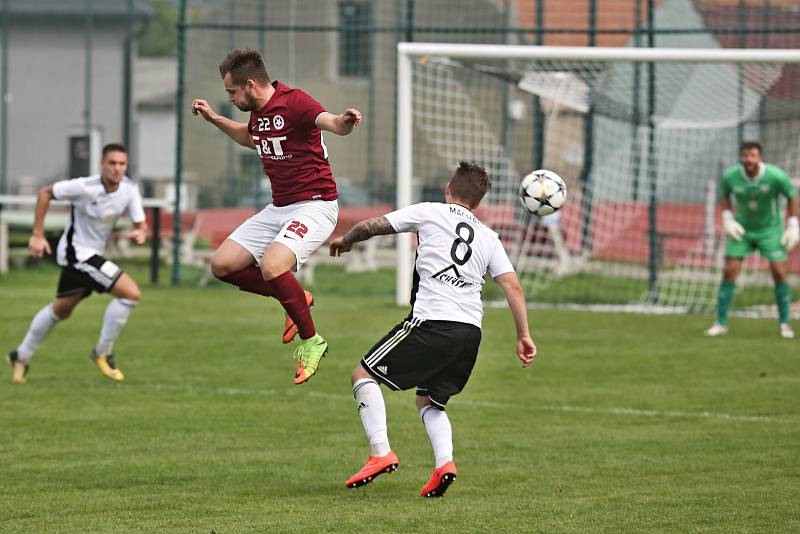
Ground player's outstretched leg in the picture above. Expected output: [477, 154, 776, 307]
[418, 398, 457, 497]
[706, 281, 734, 336]
[775, 283, 794, 338]
[261, 243, 328, 383]
[771, 261, 794, 338]
[345, 368, 399, 488]
[91, 274, 140, 382]
[268, 272, 325, 384]
[707, 259, 742, 336]
[9, 297, 76, 383]
[282, 290, 314, 344]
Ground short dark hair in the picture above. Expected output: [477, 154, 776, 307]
[449, 161, 492, 208]
[102, 143, 127, 159]
[219, 48, 270, 86]
[740, 141, 762, 154]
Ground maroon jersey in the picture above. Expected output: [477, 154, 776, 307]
[248, 81, 338, 207]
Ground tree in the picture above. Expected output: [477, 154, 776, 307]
[139, 0, 177, 57]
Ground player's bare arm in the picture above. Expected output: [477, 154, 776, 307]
[788, 195, 799, 218]
[29, 185, 54, 257]
[329, 216, 394, 256]
[128, 221, 148, 246]
[315, 109, 362, 136]
[191, 98, 255, 149]
[494, 272, 536, 367]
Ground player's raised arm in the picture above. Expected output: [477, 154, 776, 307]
[315, 109, 362, 136]
[192, 98, 255, 149]
[329, 216, 394, 256]
[494, 272, 536, 367]
[28, 185, 54, 257]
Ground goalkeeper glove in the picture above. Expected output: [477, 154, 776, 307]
[722, 210, 745, 241]
[780, 216, 799, 251]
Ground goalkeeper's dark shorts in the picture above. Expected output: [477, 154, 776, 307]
[726, 227, 786, 262]
[360, 316, 482, 410]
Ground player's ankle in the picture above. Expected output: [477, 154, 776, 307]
[300, 333, 322, 344]
[370, 442, 391, 457]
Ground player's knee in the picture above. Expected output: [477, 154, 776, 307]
[415, 394, 431, 411]
[124, 287, 142, 303]
[52, 304, 74, 320]
[772, 270, 787, 284]
[210, 255, 234, 279]
[351, 363, 371, 384]
[53, 309, 72, 321]
[260, 261, 288, 281]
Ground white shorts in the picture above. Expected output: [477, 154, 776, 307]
[228, 200, 338, 269]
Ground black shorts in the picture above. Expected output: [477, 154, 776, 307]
[361, 317, 482, 409]
[56, 255, 124, 299]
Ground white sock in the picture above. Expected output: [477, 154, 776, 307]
[353, 378, 391, 457]
[94, 298, 138, 355]
[420, 405, 453, 468]
[16, 304, 61, 364]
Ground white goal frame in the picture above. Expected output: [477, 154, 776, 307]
[395, 42, 800, 305]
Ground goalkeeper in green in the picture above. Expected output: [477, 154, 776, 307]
[706, 141, 799, 338]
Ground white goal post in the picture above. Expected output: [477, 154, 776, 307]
[395, 43, 800, 309]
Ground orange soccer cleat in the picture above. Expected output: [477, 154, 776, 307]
[282, 290, 315, 344]
[345, 451, 400, 489]
[419, 461, 457, 498]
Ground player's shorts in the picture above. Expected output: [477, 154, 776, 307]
[726, 226, 787, 262]
[56, 255, 124, 299]
[228, 200, 338, 270]
[361, 316, 482, 410]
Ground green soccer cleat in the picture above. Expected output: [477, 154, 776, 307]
[292, 334, 328, 385]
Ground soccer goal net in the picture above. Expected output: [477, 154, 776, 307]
[396, 43, 800, 314]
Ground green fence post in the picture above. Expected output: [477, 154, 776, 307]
[172, 0, 188, 286]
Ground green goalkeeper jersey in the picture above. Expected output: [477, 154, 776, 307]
[720, 162, 797, 232]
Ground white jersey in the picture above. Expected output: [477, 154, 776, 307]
[52, 175, 145, 266]
[385, 202, 515, 328]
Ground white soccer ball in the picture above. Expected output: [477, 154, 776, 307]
[518, 169, 567, 216]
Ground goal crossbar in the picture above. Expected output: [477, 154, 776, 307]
[398, 43, 800, 64]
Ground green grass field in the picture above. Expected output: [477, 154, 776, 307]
[1, 262, 799, 533]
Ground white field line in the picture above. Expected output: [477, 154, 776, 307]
[122, 382, 793, 425]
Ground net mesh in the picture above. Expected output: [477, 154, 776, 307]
[408, 52, 800, 312]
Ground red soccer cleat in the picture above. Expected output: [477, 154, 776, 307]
[282, 290, 315, 344]
[345, 451, 400, 488]
[419, 461, 457, 497]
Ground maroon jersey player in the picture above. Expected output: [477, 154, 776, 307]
[192, 48, 361, 384]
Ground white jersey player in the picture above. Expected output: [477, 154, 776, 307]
[329, 161, 537, 498]
[8, 144, 148, 383]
